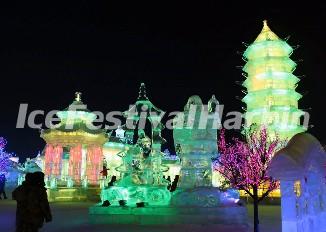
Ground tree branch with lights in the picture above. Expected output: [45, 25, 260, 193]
[214, 126, 283, 232]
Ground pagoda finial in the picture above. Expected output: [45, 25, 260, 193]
[262, 20, 270, 32]
[263, 20, 268, 28]
[75, 92, 82, 102]
[137, 83, 149, 100]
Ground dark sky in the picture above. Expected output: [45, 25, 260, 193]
[1, 2, 325, 160]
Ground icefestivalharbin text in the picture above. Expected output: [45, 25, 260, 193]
[15, 103, 310, 131]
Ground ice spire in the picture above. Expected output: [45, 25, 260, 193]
[137, 83, 149, 100]
[254, 20, 280, 42]
[75, 92, 82, 102]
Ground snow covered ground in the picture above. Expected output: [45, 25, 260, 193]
[0, 200, 281, 232]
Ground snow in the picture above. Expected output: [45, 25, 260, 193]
[0, 200, 281, 232]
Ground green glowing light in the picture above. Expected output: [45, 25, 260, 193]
[101, 138, 171, 207]
[101, 186, 171, 206]
[57, 111, 96, 124]
[242, 21, 306, 140]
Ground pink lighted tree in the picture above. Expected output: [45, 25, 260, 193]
[0, 137, 12, 173]
[215, 127, 282, 232]
[0, 137, 12, 174]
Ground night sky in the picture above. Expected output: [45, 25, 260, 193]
[1, 2, 325, 160]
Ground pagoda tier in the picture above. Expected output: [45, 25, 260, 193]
[242, 20, 306, 139]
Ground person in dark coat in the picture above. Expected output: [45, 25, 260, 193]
[0, 173, 7, 199]
[12, 172, 52, 232]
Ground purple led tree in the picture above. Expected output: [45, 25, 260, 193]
[0, 137, 12, 174]
[215, 127, 282, 232]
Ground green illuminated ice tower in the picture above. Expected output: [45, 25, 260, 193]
[242, 20, 306, 140]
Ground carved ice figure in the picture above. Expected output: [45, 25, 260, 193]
[101, 83, 171, 207]
[173, 95, 220, 189]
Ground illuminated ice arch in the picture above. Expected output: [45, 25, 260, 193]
[269, 133, 326, 232]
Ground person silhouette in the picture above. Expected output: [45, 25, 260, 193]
[0, 173, 7, 199]
[13, 172, 52, 232]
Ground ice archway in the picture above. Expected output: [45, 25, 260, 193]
[269, 133, 326, 232]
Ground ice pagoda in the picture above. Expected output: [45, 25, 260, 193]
[242, 20, 306, 140]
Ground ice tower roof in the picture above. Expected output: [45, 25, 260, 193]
[254, 20, 280, 43]
[62, 92, 91, 112]
[44, 92, 106, 134]
[123, 83, 164, 117]
[40, 92, 108, 144]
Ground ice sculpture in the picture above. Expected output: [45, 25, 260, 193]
[172, 95, 240, 206]
[173, 95, 220, 188]
[242, 20, 306, 140]
[269, 133, 326, 232]
[90, 89, 247, 229]
[100, 83, 171, 206]
[41, 92, 107, 188]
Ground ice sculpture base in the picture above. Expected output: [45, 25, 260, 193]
[171, 187, 240, 207]
[47, 187, 101, 202]
[89, 204, 248, 231]
[101, 186, 172, 207]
